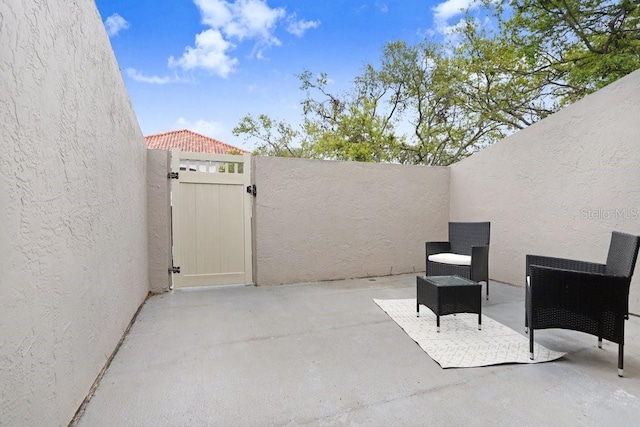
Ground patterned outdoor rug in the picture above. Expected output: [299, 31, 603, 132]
[374, 298, 565, 368]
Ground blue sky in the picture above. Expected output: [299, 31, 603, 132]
[96, 0, 477, 151]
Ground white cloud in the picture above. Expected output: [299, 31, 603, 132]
[430, 0, 502, 48]
[125, 68, 192, 85]
[105, 13, 130, 37]
[194, 0, 233, 28]
[286, 15, 321, 37]
[221, 0, 285, 42]
[168, 29, 238, 78]
[171, 0, 318, 76]
[175, 118, 224, 138]
[432, 0, 484, 35]
[433, 0, 476, 23]
[440, 17, 468, 36]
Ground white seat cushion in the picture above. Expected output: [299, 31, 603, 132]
[428, 253, 472, 266]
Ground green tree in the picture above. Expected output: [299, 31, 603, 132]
[505, 0, 640, 103]
[298, 69, 403, 162]
[453, 18, 558, 132]
[233, 69, 404, 162]
[235, 42, 505, 166]
[374, 41, 508, 165]
[234, 0, 640, 164]
[232, 113, 315, 158]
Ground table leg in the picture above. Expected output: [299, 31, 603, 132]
[436, 315, 440, 333]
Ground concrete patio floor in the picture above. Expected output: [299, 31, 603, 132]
[76, 274, 640, 426]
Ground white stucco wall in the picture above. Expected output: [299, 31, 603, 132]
[147, 150, 172, 293]
[254, 157, 449, 284]
[450, 69, 640, 313]
[0, 1, 149, 425]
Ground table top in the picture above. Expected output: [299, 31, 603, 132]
[419, 275, 479, 287]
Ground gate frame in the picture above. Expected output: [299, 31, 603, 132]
[170, 149, 253, 288]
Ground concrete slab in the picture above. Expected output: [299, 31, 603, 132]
[77, 275, 640, 426]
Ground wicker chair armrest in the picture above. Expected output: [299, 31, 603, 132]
[471, 245, 489, 285]
[471, 244, 489, 268]
[529, 265, 630, 316]
[426, 241, 450, 257]
[526, 255, 606, 276]
[471, 245, 489, 263]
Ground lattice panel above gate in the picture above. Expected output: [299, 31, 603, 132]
[179, 158, 244, 174]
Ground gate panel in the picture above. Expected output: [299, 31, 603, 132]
[170, 150, 252, 288]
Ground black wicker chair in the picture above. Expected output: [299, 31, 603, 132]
[526, 231, 640, 376]
[426, 222, 490, 299]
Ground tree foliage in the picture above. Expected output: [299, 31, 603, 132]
[233, 113, 315, 158]
[233, 0, 640, 165]
[505, 0, 640, 103]
[298, 69, 403, 162]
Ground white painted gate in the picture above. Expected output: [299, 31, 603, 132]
[170, 149, 253, 288]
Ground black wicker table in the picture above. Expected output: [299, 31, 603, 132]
[416, 275, 482, 332]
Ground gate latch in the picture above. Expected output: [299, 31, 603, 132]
[246, 184, 256, 196]
[169, 266, 181, 274]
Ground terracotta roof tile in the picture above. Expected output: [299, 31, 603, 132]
[145, 129, 248, 154]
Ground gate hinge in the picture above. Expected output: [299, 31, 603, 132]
[246, 184, 256, 196]
[169, 266, 181, 274]
[168, 172, 179, 179]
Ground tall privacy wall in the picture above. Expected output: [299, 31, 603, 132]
[253, 157, 449, 284]
[0, 1, 149, 425]
[450, 69, 640, 313]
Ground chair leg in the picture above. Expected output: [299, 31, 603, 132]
[598, 338, 602, 349]
[618, 343, 624, 377]
[524, 283, 529, 331]
[529, 328, 534, 360]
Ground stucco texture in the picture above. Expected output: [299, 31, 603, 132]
[450, 69, 640, 313]
[254, 157, 449, 285]
[147, 150, 171, 293]
[0, 1, 149, 425]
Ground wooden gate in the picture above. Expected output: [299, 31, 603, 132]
[170, 149, 253, 288]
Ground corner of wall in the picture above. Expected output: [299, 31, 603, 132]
[446, 69, 640, 315]
[147, 149, 172, 293]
